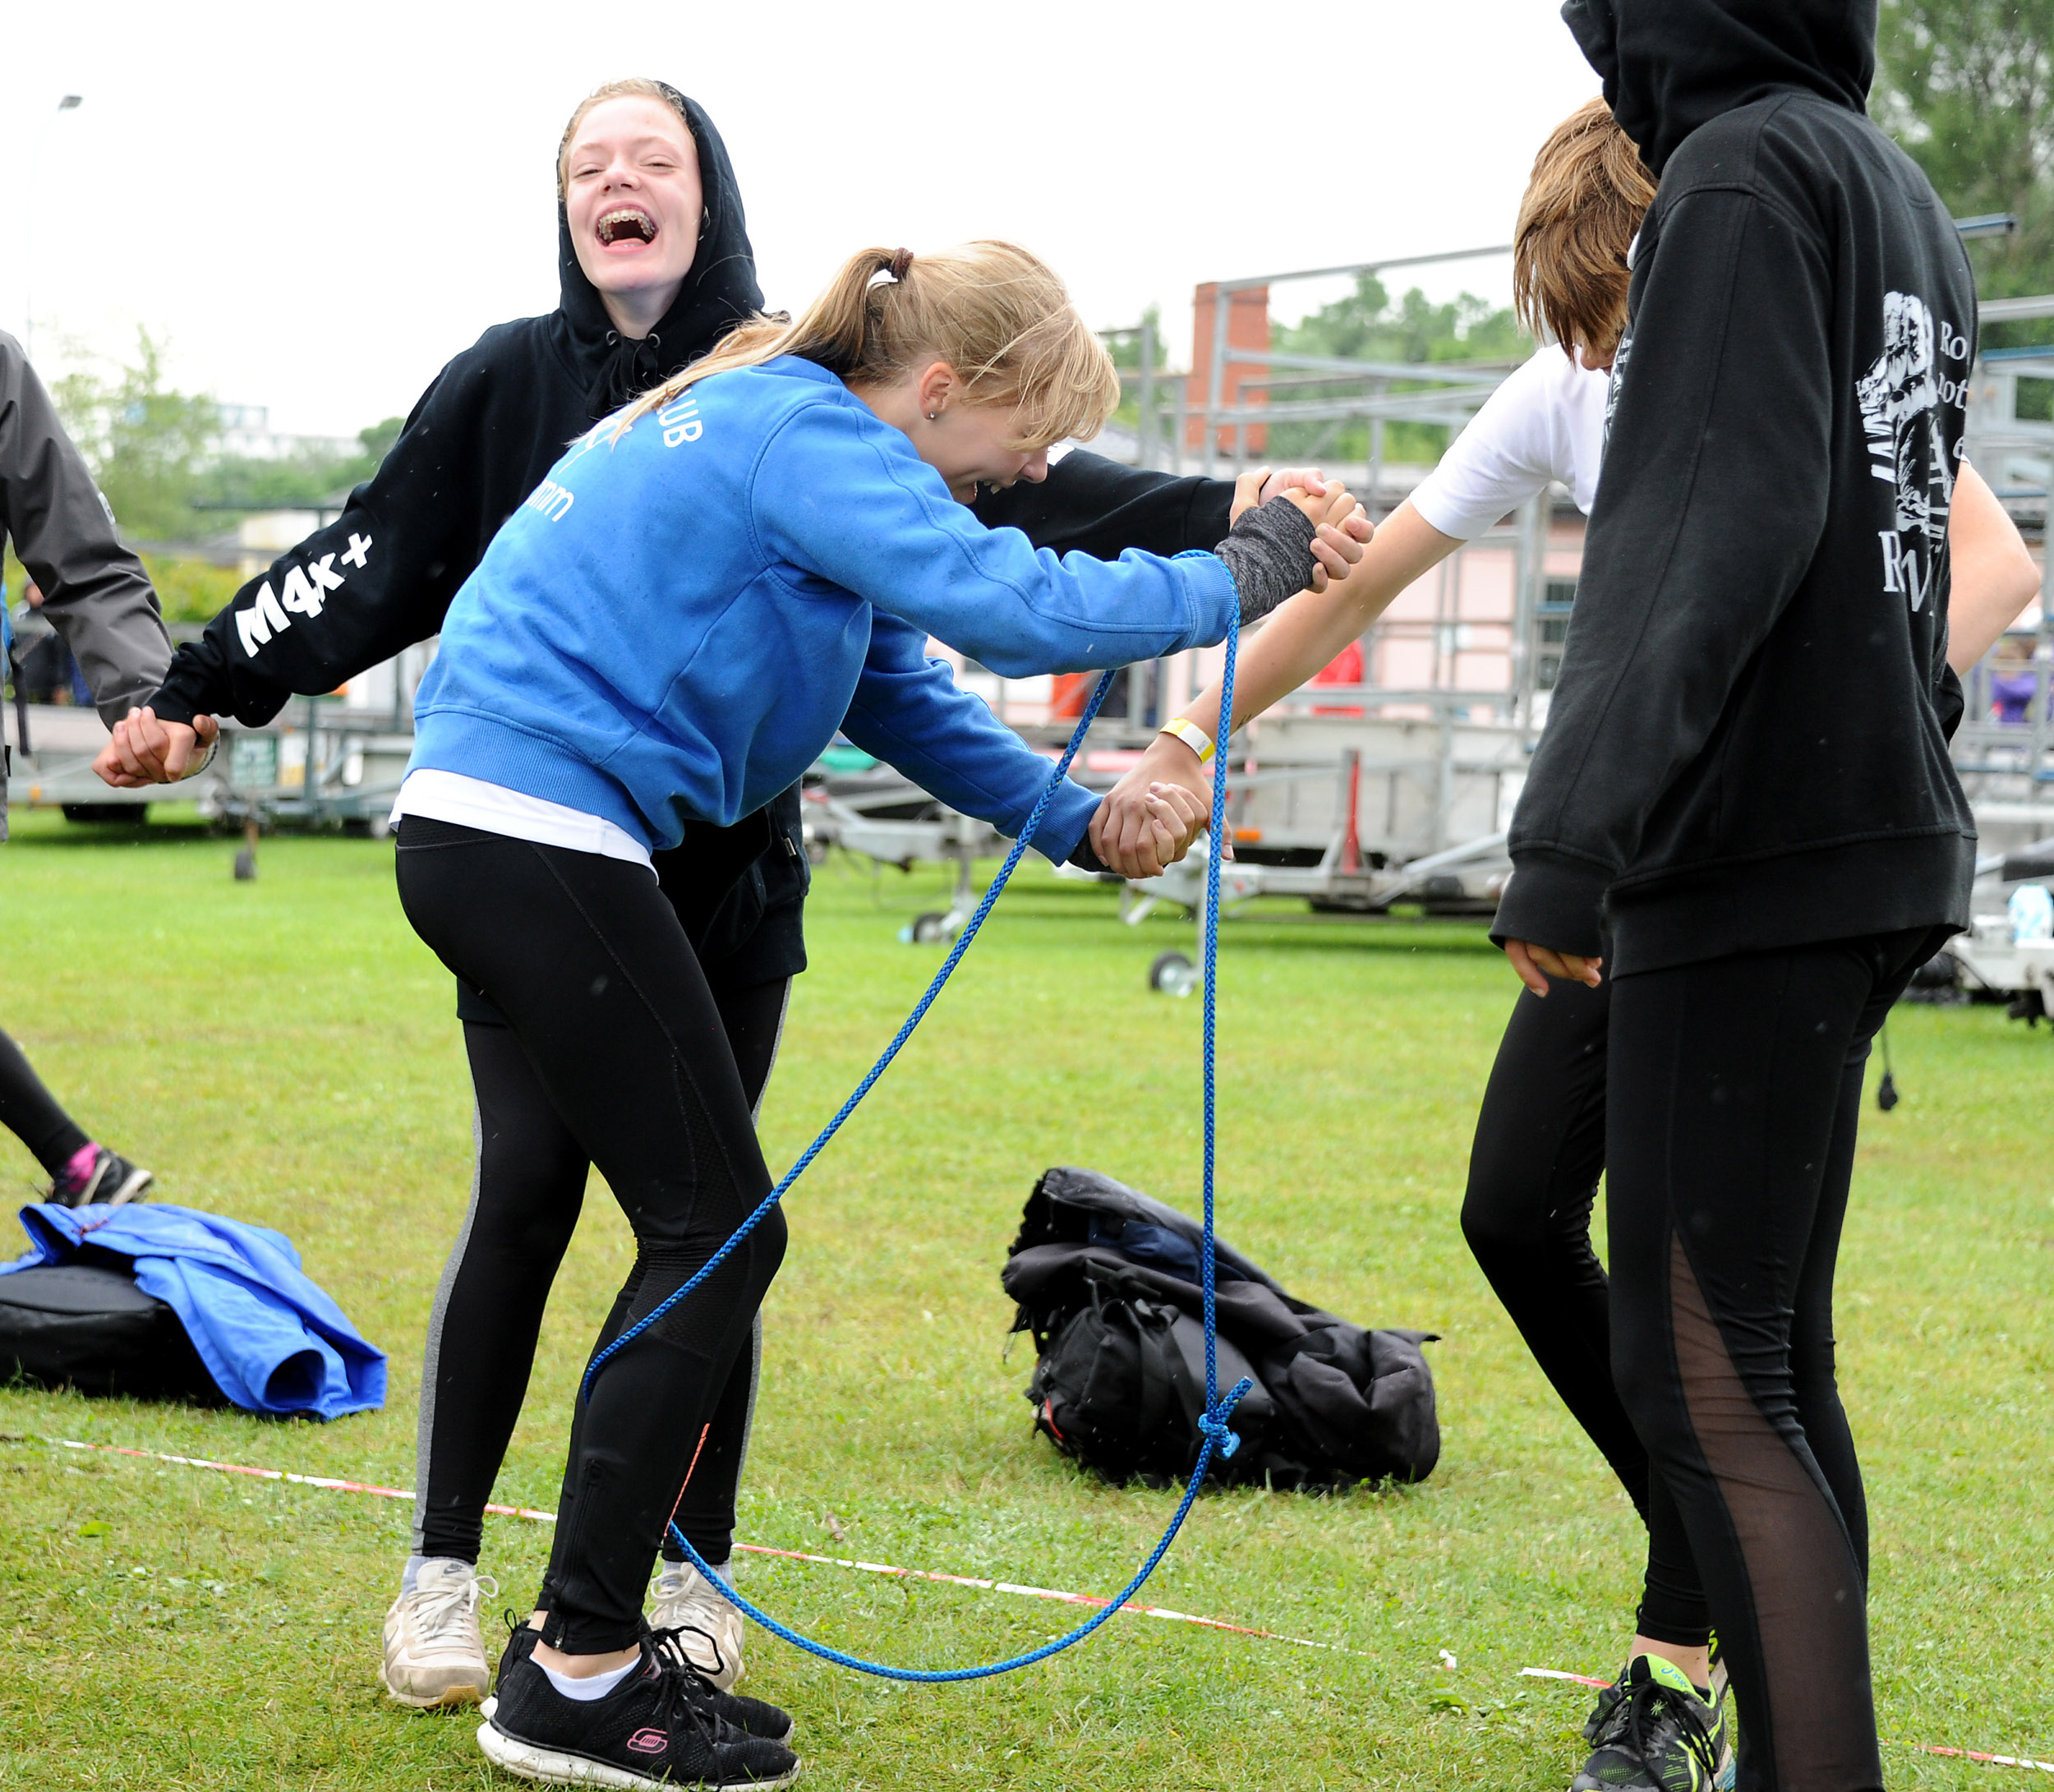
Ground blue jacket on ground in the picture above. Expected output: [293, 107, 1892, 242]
[2, 1203, 385, 1420]
[408, 356, 1239, 857]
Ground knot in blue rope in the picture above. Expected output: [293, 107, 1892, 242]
[1198, 1375, 1255, 1458]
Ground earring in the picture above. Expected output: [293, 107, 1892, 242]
[927, 410, 940, 421]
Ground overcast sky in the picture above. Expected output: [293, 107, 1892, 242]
[4, 1, 1599, 439]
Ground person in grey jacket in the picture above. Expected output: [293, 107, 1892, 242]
[0, 329, 169, 1205]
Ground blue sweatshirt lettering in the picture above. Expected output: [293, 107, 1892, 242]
[408, 357, 1237, 855]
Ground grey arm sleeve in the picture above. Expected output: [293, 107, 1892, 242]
[1212, 496, 1319, 625]
[0, 331, 172, 726]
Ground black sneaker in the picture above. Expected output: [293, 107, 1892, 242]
[50, 1147, 153, 1209]
[650, 1626, 795, 1744]
[489, 1619, 795, 1746]
[1573, 1653, 1729, 1792]
[479, 1638, 799, 1789]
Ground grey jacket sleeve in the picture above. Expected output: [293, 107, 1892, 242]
[0, 331, 172, 726]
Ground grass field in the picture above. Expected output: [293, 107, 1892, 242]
[0, 810, 2047, 1790]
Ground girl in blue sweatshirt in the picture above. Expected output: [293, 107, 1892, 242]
[391, 239, 1350, 1790]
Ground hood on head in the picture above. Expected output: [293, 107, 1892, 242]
[557, 84, 765, 417]
[1561, 0, 1875, 177]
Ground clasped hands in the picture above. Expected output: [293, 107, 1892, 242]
[94, 707, 219, 788]
[1089, 466, 1370, 880]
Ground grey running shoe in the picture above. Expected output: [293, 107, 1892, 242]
[380, 1558, 495, 1709]
[1573, 1653, 1730, 1792]
[650, 1560, 747, 1690]
[50, 1147, 153, 1209]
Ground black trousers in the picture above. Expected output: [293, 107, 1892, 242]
[408, 989, 785, 1573]
[0, 1027, 90, 1177]
[1605, 928, 1941, 1792]
[1461, 978, 1711, 1647]
[397, 820, 788, 1652]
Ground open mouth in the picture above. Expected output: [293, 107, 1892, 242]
[596, 206, 657, 247]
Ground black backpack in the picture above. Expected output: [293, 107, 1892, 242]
[1003, 1167, 1439, 1490]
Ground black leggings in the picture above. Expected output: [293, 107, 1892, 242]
[397, 820, 788, 1653]
[408, 989, 786, 1573]
[1605, 929, 1940, 1792]
[0, 1027, 90, 1176]
[1461, 978, 1711, 1647]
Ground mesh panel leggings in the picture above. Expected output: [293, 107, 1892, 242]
[1605, 928, 1942, 1792]
[0, 1027, 90, 1176]
[1461, 978, 1710, 1646]
[397, 820, 788, 1652]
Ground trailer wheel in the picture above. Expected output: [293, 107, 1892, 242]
[900, 910, 948, 945]
[1149, 950, 1199, 997]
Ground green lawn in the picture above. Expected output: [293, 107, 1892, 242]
[0, 811, 2047, 1790]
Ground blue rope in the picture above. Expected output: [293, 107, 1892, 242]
[585, 622, 1252, 1683]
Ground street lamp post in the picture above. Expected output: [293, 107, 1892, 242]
[22, 94, 83, 365]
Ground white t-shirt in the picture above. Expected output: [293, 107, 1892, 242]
[391, 769, 654, 870]
[1408, 348, 1610, 539]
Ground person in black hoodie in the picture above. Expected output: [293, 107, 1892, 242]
[1491, 7, 1977, 1791]
[95, 78, 1367, 1715]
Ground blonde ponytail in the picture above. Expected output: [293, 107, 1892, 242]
[613, 241, 1121, 450]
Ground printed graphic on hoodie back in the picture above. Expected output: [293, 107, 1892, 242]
[1857, 290, 1968, 611]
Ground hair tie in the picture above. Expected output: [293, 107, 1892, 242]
[888, 246, 914, 282]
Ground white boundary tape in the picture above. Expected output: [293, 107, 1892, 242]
[31, 1435, 1355, 1656]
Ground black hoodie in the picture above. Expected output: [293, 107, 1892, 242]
[1493, 0, 1978, 974]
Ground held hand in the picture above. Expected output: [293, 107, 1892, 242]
[1231, 466, 1334, 523]
[1260, 467, 1329, 505]
[93, 707, 220, 788]
[1278, 482, 1372, 593]
[1090, 783, 1211, 880]
[1503, 938, 1604, 997]
[1229, 469, 1371, 592]
[1091, 739, 1214, 878]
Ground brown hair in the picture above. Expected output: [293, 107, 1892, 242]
[557, 78, 692, 200]
[1513, 98, 1656, 363]
[614, 241, 1121, 451]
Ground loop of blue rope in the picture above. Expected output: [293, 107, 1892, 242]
[590, 615, 1243, 1681]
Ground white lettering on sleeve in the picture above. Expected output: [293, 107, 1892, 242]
[235, 580, 292, 656]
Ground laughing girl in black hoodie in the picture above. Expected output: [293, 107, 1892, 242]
[1492, 7, 1978, 1791]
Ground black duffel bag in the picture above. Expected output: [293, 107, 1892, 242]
[1002, 1167, 1439, 1490]
[0, 1258, 223, 1404]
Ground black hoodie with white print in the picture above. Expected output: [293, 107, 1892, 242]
[145, 86, 1232, 977]
[1492, 0, 1978, 976]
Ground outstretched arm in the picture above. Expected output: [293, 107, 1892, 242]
[756, 403, 1353, 674]
[1091, 501, 1455, 868]
[96, 350, 509, 785]
[975, 451, 1370, 588]
[842, 616, 1204, 876]
[0, 333, 171, 725]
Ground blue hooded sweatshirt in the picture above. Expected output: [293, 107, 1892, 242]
[408, 356, 1239, 856]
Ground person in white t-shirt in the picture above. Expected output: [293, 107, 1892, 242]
[1096, 95, 2041, 1785]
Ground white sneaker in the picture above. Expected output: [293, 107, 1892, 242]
[649, 1560, 746, 1691]
[379, 1558, 496, 1708]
